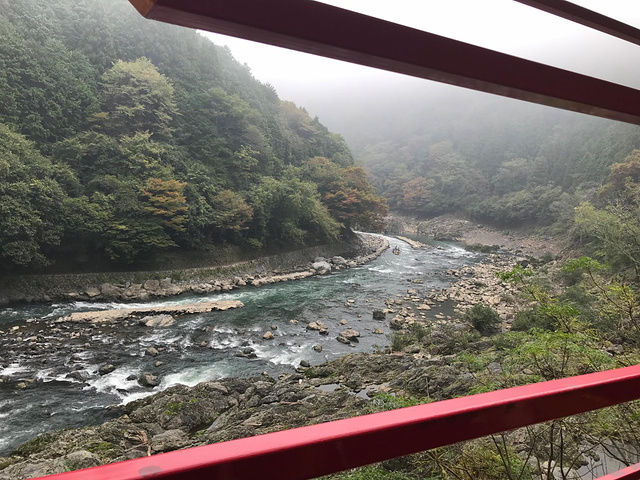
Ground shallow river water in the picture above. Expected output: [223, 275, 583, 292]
[0, 236, 477, 455]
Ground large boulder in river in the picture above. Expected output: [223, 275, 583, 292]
[389, 316, 405, 330]
[66, 370, 91, 382]
[340, 328, 360, 342]
[138, 372, 159, 387]
[98, 364, 115, 375]
[312, 261, 332, 275]
[145, 347, 159, 357]
[307, 321, 329, 335]
[139, 315, 175, 328]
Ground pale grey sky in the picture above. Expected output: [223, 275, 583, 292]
[200, 0, 640, 103]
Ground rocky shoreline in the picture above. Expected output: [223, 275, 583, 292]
[0, 227, 566, 478]
[388, 213, 564, 259]
[0, 349, 480, 479]
[0, 234, 389, 306]
[376, 255, 524, 337]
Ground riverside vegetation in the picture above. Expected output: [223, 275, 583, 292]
[3, 0, 640, 479]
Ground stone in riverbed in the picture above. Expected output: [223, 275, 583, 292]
[313, 344, 323, 352]
[336, 335, 351, 345]
[138, 372, 159, 387]
[98, 364, 115, 375]
[263, 331, 274, 340]
[66, 370, 91, 382]
[139, 315, 175, 328]
[340, 328, 360, 342]
[389, 317, 405, 330]
[307, 321, 328, 335]
[372, 309, 386, 320]
[236, 348, 257, 359]
[299, 360, 311, 368]
[145, 347, 159, 357]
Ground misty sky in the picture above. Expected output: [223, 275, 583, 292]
[201, 0, 640, 107]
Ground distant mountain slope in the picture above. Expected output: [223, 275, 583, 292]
[307, 79, 640, 230]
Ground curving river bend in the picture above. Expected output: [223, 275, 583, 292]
[0, 236, 477, 455]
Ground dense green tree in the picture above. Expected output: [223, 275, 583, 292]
[92, 58, 177, 140]
[573, 150, 640, 283]
[248, 171, 340, 248]
[301, 157, 388, 231]
[141, 178, 188, 234]
[0, 124, 73, 267]
[0, 18, 97, 145]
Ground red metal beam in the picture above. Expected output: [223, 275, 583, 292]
[596, 463, 640, 480]
[39, 364, 640, 480]
[514, 0, 640, 47]
[129, 0, 640, 126]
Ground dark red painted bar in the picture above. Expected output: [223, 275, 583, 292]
[596, 463, 640, 480]
[39, 364, 640, 480]
[129, 0, 640, 125]
[514, 0, 640, 46]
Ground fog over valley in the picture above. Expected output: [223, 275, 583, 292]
[3, 1, 640, 478]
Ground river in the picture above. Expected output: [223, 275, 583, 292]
[0, 236, 476, 455]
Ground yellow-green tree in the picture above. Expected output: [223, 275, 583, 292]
[93, 58, 177, 140]
[141, 178, 188, 233]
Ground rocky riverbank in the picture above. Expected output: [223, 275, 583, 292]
[0, 234, 388, 306]
[0, 242, 530, 478]
[0, 350, 478, 479]
[0, 236, 597, 479]
[387, 213, 564, 259]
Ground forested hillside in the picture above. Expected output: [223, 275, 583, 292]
[0, 0, 387, 273]
[355, 90, 640, 230]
